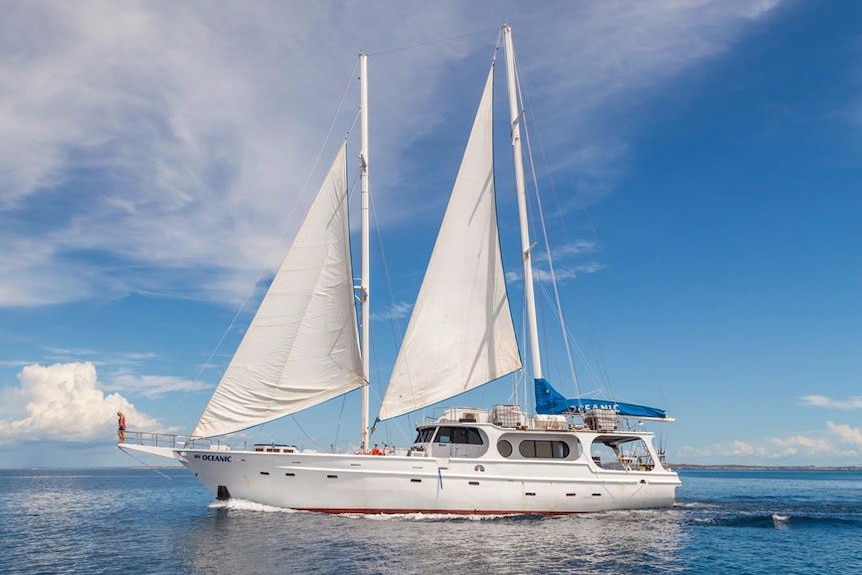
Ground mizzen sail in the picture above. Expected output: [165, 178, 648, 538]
[379, 67, 522, 420]
[193, 143, 364, 438]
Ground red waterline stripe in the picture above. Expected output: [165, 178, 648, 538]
[299, 508, 580, 516]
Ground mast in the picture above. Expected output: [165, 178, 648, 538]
[359, 51, 371, 451]
[502, 25, 543, 380]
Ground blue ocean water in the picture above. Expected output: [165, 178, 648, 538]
[0, 468, 860, 574]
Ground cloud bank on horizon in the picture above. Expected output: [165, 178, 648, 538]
[0, 362, 162, 444]
[0, 0, 783, 308]
[679, 420, 862, 461]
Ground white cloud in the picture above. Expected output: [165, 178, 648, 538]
[372, 301, 413, 321]
[103, 373, 211, 399]
[534, 264, 607, 282]
[43, 347, 100, 357]
[679, 420, 861, 462]
[0, 1, 785, 308]
[826, 421, 862, 447]
[766, 434, 839, 457]
[800, 394, 862, 410]
[0, 362, 162, 444]
[43, 348, 163, 371]
[508, 230, 607, 284]
[555, 240, 599, 258]
[727, 440, 770, 457]
[533, 240, 600, 263]
[507, 262, 606, 283]
[0, 360, 34, 368]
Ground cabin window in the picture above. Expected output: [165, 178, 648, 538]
[497, 440, 513, 457]
[591, 437, 656, 471]
[414, 428, 436, 443]
[518, 440, 570, 459]
[434, 426, 483, 445]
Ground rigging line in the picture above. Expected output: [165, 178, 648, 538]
[514, 51, 583, 400]
[322, 59, 361, 156]
[369, 194, 409, 402]
[291, 415, 315, 442]
[369, 201, 417, 448]
[118, 447, 174, 480]
[175, 59, 361, 423]
[332, 393, 348, 452]
[491, 27, 503, 66]
[535, 279, 604, 391]
[369, 366, 410, 446]
[368, 204, 387, 402]
[346, 107, 361, 142]
[368, 190, 399, 330]
[368, 27, 499, 57]
[347, 169, 361, 213]
[513, 61, 614, 395]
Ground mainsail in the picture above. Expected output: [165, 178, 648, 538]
[379, 67, 522, 420]
[193, 143, 364, 438]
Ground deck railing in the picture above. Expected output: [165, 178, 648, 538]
[121, 430, 249, 451]
[122, 430, 201, 449]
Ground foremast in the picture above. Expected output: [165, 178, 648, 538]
[358, 51, 371, 452]
[502, 24, 543, 380]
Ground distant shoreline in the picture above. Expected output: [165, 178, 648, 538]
[671, 464, 862, 471]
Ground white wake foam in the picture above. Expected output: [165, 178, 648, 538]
[674, 501, 720, 509]
[208, 498, 304, 514]
[209, 501, 526, 520]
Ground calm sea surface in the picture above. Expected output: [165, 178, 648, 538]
[0, 467, 860, 574]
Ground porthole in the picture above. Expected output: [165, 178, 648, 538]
[497, 439, 513, 457]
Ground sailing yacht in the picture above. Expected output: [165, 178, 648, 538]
[120, 25, 681, 514]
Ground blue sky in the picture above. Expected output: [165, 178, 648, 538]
[2, 0, 861, 467]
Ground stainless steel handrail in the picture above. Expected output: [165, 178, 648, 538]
[122, 430, 199, 449]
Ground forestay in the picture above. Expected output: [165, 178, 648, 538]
[193, 143, 364, 438]
[379, 67, 522, 421]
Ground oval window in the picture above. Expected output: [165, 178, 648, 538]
[497, 439, 513, 457]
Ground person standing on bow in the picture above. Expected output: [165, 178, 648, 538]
[117, 411, 126, 443]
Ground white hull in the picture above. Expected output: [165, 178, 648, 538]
[188, 451, 677, 514]
[124, 439, 679, 514]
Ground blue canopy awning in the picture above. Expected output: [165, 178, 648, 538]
[534, 378, 668, 419]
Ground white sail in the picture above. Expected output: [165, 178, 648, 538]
[379, 67, 522, 421]
[193, 143, 364, 438]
